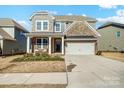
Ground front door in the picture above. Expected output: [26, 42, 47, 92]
[54, 38, 61, 52]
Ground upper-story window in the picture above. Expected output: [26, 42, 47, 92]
[43, 21, 48, 30]
[55, 22, 61, 32]
[37, 21, 42, 30]
[116, 31, 120, 38]
[36, 20, 49, 31]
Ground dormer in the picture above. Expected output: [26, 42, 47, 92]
[30, 11, 55, 32]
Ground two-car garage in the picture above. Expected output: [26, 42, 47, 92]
[65, 42, 96, 55]
[63, 21, 99, 55]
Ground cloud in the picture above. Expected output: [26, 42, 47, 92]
[116, 9, 124, 16]
[99, 5, 117, 9]
[82, 14, 86, 16]
[49, 11, 58, 15]
[97, 9, 124, 24]
[67, 13, 73, 15]
[43, 10, 58, 15]
[97, 16, 124, 24]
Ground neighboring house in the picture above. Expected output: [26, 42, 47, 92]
[0, 18, 28, 55]
[26, 11, 100, 55]
[97, 22, 124, 52]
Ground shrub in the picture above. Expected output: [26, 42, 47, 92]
[23, 53, 33, 57]
[12, 53, 64, 62]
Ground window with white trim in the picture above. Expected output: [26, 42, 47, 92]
[116, 31, 120, 38]
[43, 38, 48, 45]
[36, 20, 49, 31]
[36, 21, 42, 30]
[43, 21, 48, 30]
[55, 22, 61, 32]
[36, 38, 43, 49]
[36, 38, 48, 49]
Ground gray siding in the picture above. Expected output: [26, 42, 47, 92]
[97, 26, 124, 51]
[15, 28, 27, 51]
[2, 40, 26, 55]
[2, 40, 18, 55]
[1, 27, 27, 55]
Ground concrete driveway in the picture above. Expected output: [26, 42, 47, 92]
[65, 55, 124, 88]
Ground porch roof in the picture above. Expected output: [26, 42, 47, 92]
[25, 32, 64, 37]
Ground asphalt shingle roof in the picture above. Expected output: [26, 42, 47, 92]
[0, 18, 28, 32]
[54, 15, 97, 22]
[64, 21, 99, 37]
[98, 22, 124, 29]
[30, 11, 97, 22]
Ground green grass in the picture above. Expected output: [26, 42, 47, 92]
[11, 53, 64, 62]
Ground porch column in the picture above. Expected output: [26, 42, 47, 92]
[49, 37, 51, 54]
[62, 36, 64, 54]
[27, 36, 30, 53]
[0, 40, 3, 55]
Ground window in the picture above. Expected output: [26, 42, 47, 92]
[36, 38, 43, 49]
[36, 22, 42, 30]
[43, 38, 48, 45]
[36, 38, 48, 49]
[43, 21, 48, 30]
[55, 22, 61, 32]
[36, 20, 49, 31]
[116, 31, 120, 38]
[37, 39, 42, 45]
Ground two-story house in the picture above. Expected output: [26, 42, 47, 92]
[97, 22, 124, 52]
[0, 18, 28, 55]
[26, 11, 100, 55]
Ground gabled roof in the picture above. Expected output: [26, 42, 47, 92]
[98, 22, 124, 29]
[0, 28, 15, 41]
[64, 21, 100, 37]
[0, 18, 28, 32]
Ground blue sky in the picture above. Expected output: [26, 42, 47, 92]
[0, 5, 124, 30]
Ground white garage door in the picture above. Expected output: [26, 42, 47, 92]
[65, 42, 95, 55]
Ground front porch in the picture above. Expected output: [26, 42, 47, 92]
[26, 36, 64, 55]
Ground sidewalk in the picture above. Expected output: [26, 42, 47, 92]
[0, 73, 67, 87]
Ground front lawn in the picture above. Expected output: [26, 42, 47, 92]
[0, 54, 65, 73]
[11, 53, 64, 62]
[101, 52, 124, 62]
